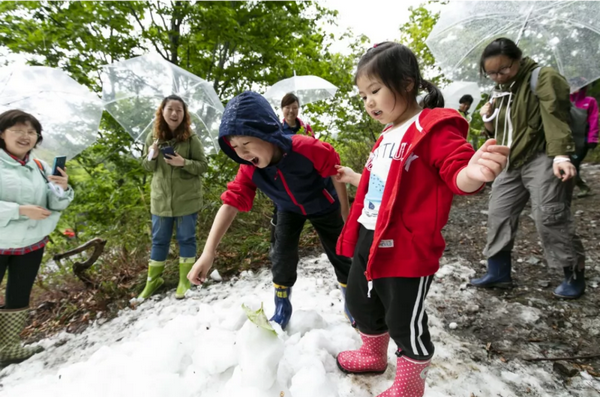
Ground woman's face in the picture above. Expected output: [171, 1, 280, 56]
[162, 100, 185, 132]
[282, 101, 299, 125]
[0, 121, 38, 159]
[484, 55, 520, 85]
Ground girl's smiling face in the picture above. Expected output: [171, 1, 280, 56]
[162, 100, 185, 131]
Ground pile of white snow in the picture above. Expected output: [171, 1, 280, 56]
[1, 254, 598, 397]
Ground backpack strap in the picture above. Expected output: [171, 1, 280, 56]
[529, 66, 543, 96]
[33, 159, 49, 182]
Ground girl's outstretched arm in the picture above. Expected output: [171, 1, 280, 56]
[334, 165, 361, 187]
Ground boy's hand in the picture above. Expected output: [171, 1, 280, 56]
[187, 252, 215, 285]
[466, 139, 510, 182]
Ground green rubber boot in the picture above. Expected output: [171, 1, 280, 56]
[176, 257, 195, 299]
[0, 308, 44, 367]
[138, 260, 165, 299]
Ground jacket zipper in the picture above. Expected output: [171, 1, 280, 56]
[322, 189, 335, 204]
[364, 120, 427, 297]
[276, 169, 307, 215]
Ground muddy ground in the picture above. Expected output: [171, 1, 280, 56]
[438, 163, 600, 390]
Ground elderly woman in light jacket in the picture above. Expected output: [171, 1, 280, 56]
[0, 109, 73, 366]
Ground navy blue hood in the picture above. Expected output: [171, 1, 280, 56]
[219, 91, 292, 165]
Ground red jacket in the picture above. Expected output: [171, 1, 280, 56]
[336, 108, 481, 280]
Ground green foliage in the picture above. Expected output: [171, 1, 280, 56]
[398, 1, 446, 86]
[0, 0, 355, 283]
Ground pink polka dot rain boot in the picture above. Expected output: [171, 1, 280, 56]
[336, 332, 389, 374]
[377, 354, 431, 397]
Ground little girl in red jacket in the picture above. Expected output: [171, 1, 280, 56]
[333, 42, 510, 397]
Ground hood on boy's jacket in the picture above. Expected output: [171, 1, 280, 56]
[218, 91, 292, 165]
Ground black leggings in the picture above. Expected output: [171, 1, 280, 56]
[345, 226, 434, 360]
[0, 249, 44, 309]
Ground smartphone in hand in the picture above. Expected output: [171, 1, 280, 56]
[52, 156, 67, 176]
[160, 146, 176, 158]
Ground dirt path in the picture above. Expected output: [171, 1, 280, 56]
[439, 163, 600, 388]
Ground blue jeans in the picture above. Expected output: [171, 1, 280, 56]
[150, 213, 198, 261]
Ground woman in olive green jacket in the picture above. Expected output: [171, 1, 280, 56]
[471, 38, 586, 299]
[139, 95, 208, 300]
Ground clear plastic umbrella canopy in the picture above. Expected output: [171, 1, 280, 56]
[101, 53, 224, 155]
[442, 81, 482, 113]
[263, 75, 338, 107]
[426, 1, 600, 92]
[0, 66, 103, 164]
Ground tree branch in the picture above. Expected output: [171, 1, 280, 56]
[53, 238, 107, 288]
[128, 3, 167, 59]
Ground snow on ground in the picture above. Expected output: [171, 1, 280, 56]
[1, 254, 599, 397]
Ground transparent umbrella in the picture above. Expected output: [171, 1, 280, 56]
[263, 74, 338, 107]
[425, 1, 600, 92]
[101, 53, 224, 155]
[442, 81, 482, 115]
[0, 66, 103, 164]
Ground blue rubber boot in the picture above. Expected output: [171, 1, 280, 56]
[470, 251, 513, 288]
[270, 284, 292, 330]
[553, 267, 585, 299]
[339, 283, 357, 328]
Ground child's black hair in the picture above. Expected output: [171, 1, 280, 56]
[354, 42, 444, 109]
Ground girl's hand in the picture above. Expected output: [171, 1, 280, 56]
[466, 139, 510, 182]
[335, 165, 356, 184]
[48, 167, 69, 190]
[187, 253, 215, 285]
[164, 152, 185, 167]
[19, 205, 51, 220]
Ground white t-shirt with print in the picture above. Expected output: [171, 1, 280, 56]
[358, 112, 422, 231]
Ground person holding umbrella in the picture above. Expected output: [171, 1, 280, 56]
[471, 38, 586, 299]
[268, 92, 317, 254]
[0, 109, 73, 365]
[138, 95, 208, 300]
[281, 92, 314, 137]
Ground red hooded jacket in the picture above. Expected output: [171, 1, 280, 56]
[336, 108, 482, 280]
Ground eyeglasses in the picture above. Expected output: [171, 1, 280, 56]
[5, 129, 38, 138]
[485, 61, 514, 78]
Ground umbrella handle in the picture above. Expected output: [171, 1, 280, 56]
[482, 108, 500, 123]
[147, 148, 155, 161]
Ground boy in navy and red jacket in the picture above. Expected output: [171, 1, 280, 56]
[187, 91, 354, 330]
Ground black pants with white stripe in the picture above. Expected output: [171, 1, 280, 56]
[345, 225, 434, 360]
